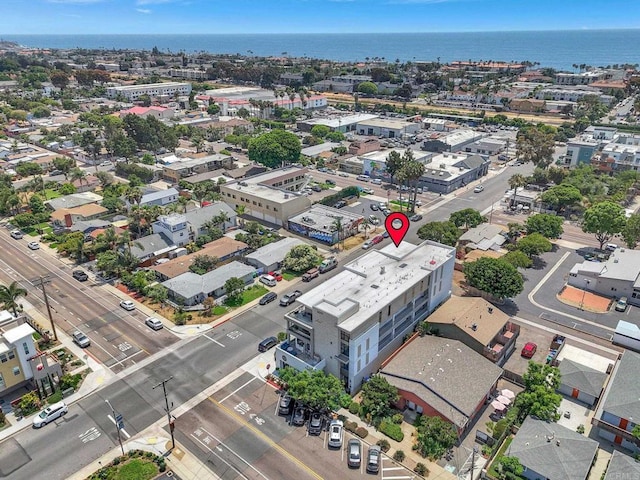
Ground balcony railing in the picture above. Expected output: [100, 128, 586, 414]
[591, 417, 640, 447]
[276, 342, 325, 371]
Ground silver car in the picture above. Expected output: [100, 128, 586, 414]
[347, 438, 362, 468]
[72, 331, 91, 348]
[328, 419, 343, 448]
[145, 317, 164, 330]
[33, 402, 68, 428]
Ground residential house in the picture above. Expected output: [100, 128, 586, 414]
[152, 203, 237, 247]
[509, 417, 599, 480]
[129, 232, 176, 265]
[72, 174, 100, 193]
[277, 240, 455, 393]
[594, 349, 640, 452]
[151, 237, 248, 281]
[136, 187, 180, 208]
[0, 321, 37, 394]
[603, 451, 640, 480]
[379, 335, 502, 434]
[161, 261, 256, 306]
[425, 296, 520, 366]
[162, 154, 233, 183]
[556, 356, 609, 407]
[244, 237, 306, 273]
[50, 204, 109, 228]
[118, 106, 174, 119]
[458, 224, 506, 251]
[45, 192, 103, 211]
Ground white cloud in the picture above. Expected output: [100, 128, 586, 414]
[136, 7, 152, 13]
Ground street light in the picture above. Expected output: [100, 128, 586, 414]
[579, 279, 590, 311]
[105, 399, 124, 455]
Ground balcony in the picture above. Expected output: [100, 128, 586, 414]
[286, 306, 313, 325]
[275, 341, 326, 372]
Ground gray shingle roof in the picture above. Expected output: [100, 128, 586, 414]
[509, 417, 599, 480]
[140, 187, 179, 205]
[185, 203, 236, 232]
[604, 451, 640, 480]
[245, 237, 306, 267]
[161, 261, 255, 300]
[130, 232, 174, 259]
[601, 350, 640, 422]
[559, 359, 607, 398]
[379, 336, 502, 429]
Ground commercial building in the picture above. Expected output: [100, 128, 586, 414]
[355, 118, 421, 139]
[360, 149, 431, 179]
[555, 70, 610, 86]
[379, 335, 502, 434]
[287, 205, 363, 245]
[510, 417, 599, 480]
[422, 129, 484, 153]
[564, 139, 599, 167]
[312, 75, 372, 93]
[118, 106, 174, 119]
[568, 248, 640, 306]
[244, 237, 306, 273]
[277, 240, 455, 393]
[297, 114, 379, 134]
[169, 69, 209, 81]
[463, 137, 507, 158]
[418, 153, 490, 194]
[161, 154, 233, 183]
[106, 82, 192, 100]
[220, 167, 312, 226]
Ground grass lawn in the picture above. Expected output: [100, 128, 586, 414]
[487, 436, 513, 478]
[282, 271, 297, 281]
[43, 189, 61, 200]
[90, 455, 161, 480]
[213, 305, 228, 315]
[225, 285, 269, 307]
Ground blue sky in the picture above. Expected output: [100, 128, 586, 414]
[3, 0, 639, 35]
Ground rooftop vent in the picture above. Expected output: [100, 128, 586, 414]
[371, 284, 379, 289]
[380, 266, 386, 274]
[399, 263, 407, 268]
[556, 440, 561, 447]
[471, 323, 478, 331]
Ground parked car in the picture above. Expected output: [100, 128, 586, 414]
[521, 342, 537, 358]
[338, 172, 349, 177]
[368, 215, 380, 225]
[27, 241, 40, 250]
[33, 402, 68, 428]
[72, 331, 91, 348]
[371, 235, 384, 245]
[145, 317, 164, 330]
[292, 405, 308, 426]
[268, 270, 283, 282]
[347, 438, 362, 468]
[119, 300, 135, 311]
[473, 185, 485, 193]
[278, 395, 294, 416]
[311, 185, 322, 192]
[326, 179, 336, 186]
[99, 161, 112, 167]
[49, 170, 63, 176]
[361, 187, 374, 194]
[319, 257, 338, 273]
[259, 292, 278, 305]
[280, 290, 302, 306]
[328, 419, 344, 448]
[10, 230, 23, 239]
[370, 203, 379, 211]
[410, 214, 423, 222]
[308, 411, 324, 435]
[72, 270, 88, 282]
[334, 200, 347, 209]
[302, 268, 320, 282]
[371, 178, 382, 185]
[259, 274, 277, 287]
[615, 297, 628, 312]
[382, 208, 391, 216]
[362, 240, 373, 250]
[258, 336, 278, 353]
[366, 445, 381, 473]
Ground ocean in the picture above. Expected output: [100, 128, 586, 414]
[2, 30, 640, 71]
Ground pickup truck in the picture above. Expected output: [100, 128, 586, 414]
[319, 257, 337, 273]
[302, 267, 320, 282]
[280, 290, 302, 306]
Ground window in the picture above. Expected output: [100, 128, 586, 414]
[8, 350, 15, 360]
[12, 367, 20, 376]
[357, 345, 361, 357]
[0, 374, 4, 388]
[366, 338, 370, 350]
[0, 354, 6, 363]
[22, 342, 30, 355]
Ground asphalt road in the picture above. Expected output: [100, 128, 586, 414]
[0, 227, 178, 373]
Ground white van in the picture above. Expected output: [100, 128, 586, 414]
[259, 274, 277, 287]
[356, 175, 370, 182]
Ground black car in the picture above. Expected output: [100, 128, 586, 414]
[278, 395, 293, 416]
[410, 214, 423, 222]
[292, 405, 308, 426]
[334, 200, 346, 209]
[259, 292, 277, 305]
[325, 179, 336, 186]
[72, 270, 89, 282]
[308, 411, 324, 435]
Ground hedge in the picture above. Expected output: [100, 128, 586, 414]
[319, 186, 360, 206]
[349, 401, 361, 415]
[355, 427, 369, 439]
[380, 420, 404, 442]
[345, 420, 358, 433]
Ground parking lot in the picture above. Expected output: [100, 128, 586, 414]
[177, 371, 417, 480]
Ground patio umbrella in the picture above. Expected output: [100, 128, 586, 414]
[497, 395, 512, 406]
[491, 400, 506, 411]
[501, 389, 516, 400]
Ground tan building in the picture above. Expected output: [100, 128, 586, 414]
[220, 167, 312, 226]
[50, 203, 108, 227]
[510, 98, 546, 113]
[162, 154, 233, 183]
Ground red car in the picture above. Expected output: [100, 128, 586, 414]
[521, 342, 537, 358]
[269, 271, 283, 282]
[371, 235, 384, 245]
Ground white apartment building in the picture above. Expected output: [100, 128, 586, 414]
[106, 82, 192, 100]
[277, 240, 455, 393]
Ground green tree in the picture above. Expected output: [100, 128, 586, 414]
[224, 277, 245, 304]
[278, 366, 350, 411]
[516, 126, 556, 168]
[357, 81, 378, 95]
[15, 162, 43, 177]
[539, 184, 582, 213]
[623, 213, 640, 249]
[508, 173, 527, 209]
[59, 183, 76, 195]
[495, 456, 524, 480]
[414, 415, 458, 460]
[189, 254, 219, 275]
[463, 257, 524, 300]
[310, 125, 331, 139]
[50, 70, 70, 91]
[385, 150, 404, 186]
[449, 208, 486, 229]
[525, 213, 564, 239]
[95, 171, 113, 187]
[28, 195, 45, 214]
[207, 103, 220, 115]
[52, 156, 75, 177]
[0, 281, 27, 316]
[248, 129, 301, 168]
[515, 362, 562, 422]
[582, 201, 627, 250]
[282, 244, 321, 272]
[359, 375, 399, 423]
[502, 250, 533, 269]
[416, 221, 461, 246]
[516, 233, 552, 258]
[145, 284, 168, 304]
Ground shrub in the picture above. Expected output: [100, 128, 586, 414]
[392, 413, 404, 424]
[415, 463, 429, 477]
[159, 464, 167, 472]
[345, 420, 358, 433]
[0, 411, 5, 426]
[376, 439, 391, 453]
[349, 401, 361, 415]
[277, 331, 287, 342]
[380, 419, 404, 442]
[355, 427, 369, 439]
[112, 457, 121, 465]
[393, 450, 406, 462]
[577, 424, 585, 434]
[19, 392, 40, 416]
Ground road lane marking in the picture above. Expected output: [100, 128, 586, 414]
[79, 427, 101, 443]
[219, 377, 257, 403]
[190, 431, 251, 480]
[107, 414, 131, 439]
[202, 333, 225, 347]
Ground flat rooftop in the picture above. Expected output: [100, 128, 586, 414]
[288, 205, 363, 234]
[111, 82, 189, 91]
[298, 241, 455, 333]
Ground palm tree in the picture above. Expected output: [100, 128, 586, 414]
[361, 218, 371, 239]
[69, 167, 87, 191]
[0, 281, 27, 317]
[332, 216, 344, 249]
[96, 226, 119, 251]
[234, 204, 246, 227]
[125, 186, 142, 210]
[508, 174, 527, 210]
[215, 211, 230, 233]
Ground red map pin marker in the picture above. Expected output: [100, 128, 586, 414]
[385, 212, 410, 247]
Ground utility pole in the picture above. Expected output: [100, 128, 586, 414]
[153, 376, 175, 450]
[31, 275, 57, 341]
[105, 399, 125, 455]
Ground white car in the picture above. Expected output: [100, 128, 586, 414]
[338, 172, 349, 177]
[99, 161, 112, 167]
[362, 240, 373, 250]
[28, 241, 40, 250]
[473, 185, 484, 193]
[33, 402, 68, 428]
[328, 419, 344, 448]
[361, 188, 374, 194]
[145, 317, 164, 330]
[120, 300, 135, 311]
[10, 230, 23, 239]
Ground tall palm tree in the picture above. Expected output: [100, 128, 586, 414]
[96, 226, 119, 251]
[215, 211, 230, 233]
[125, 186, 142, 210]
[361, 218, 371, 239]
[69, 167, 87, 191]
[234, 204, 246, 227]
[0, 281, 27, 317]
[508, 174, 527, 210]
[332, 216, 344, 249]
